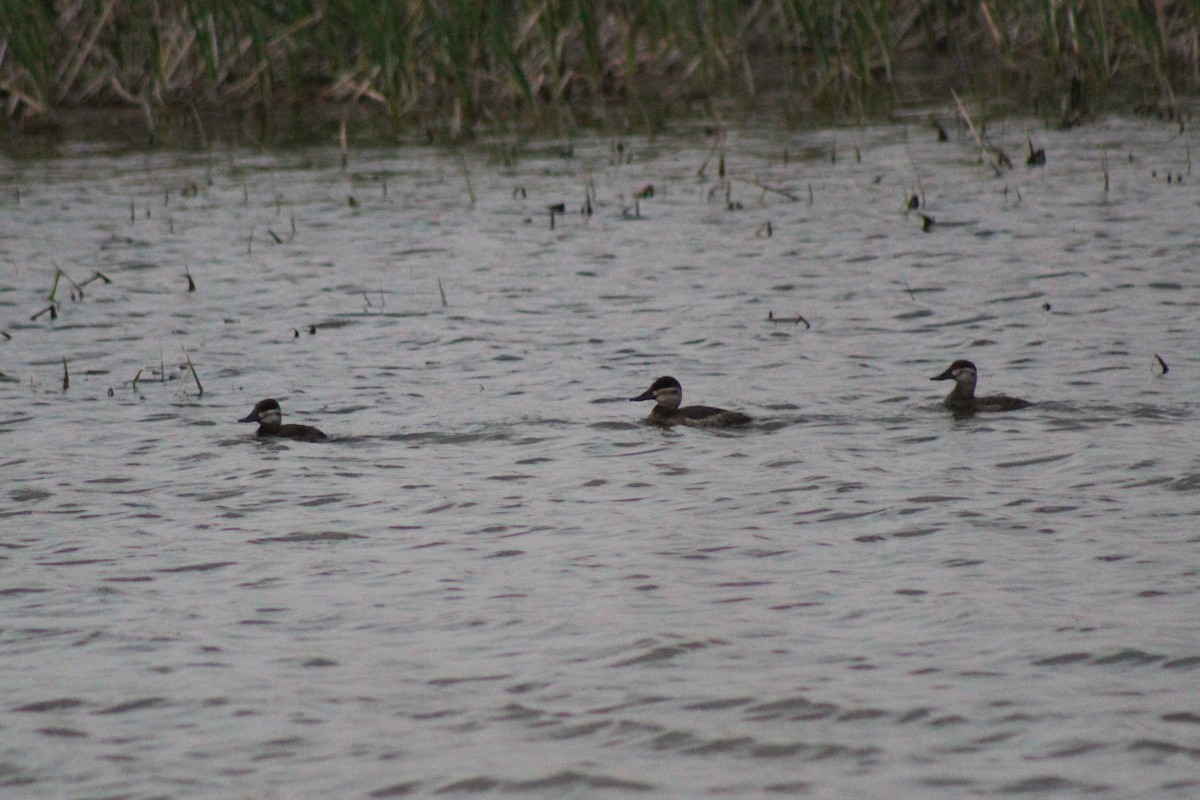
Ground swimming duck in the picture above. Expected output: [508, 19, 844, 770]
[930, 360, 1031, 415]
[239, 398, 327, 442]
[630, 376, 751, 428]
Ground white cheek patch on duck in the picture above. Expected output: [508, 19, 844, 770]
[654, 388, 682, 407]
[954, 368, 976, 385]
[258, 408, 282, 426]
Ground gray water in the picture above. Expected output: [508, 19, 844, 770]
[2, 115, 1199, 799]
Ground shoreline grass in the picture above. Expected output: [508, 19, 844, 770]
[1, 1, 1197, 144]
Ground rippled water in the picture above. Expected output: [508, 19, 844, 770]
[3, 115, 1200, 798]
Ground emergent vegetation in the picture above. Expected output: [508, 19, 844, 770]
[0, 0, 1195, 139]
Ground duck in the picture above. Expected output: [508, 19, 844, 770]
[630, 376, 751, 428]
[239, 398, 327, 442]
[930, 360, 1031, 415]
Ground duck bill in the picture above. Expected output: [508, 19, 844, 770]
[238, 412, 259, 423]
[630, 389, 656, 402]
[930, 368, 955, 381]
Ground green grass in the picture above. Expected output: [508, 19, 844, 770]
[1, 0, 1197, 141]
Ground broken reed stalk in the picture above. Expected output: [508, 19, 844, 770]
[697, 128, 724, 179]
[181, 348, 203, 397]
[547, 203, 565, 229]
[456, 150, 476, 207]
[951, 89, 1003, 177]
[45, 266, 104, 308]
[905, 136, 927, 208]
[80, 271, 111, 289]
[62, 357, 69, 390]
[437, 278, 448, 308]
[752, 181, 799, 201]
[766, 311, 810, 329]
[339, 118, 349, 169]
[185, 263, 196, 291]
[47, 267, 65, 301]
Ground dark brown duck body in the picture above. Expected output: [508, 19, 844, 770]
[239, 398, 327, 442]
[930, 360, 1031, 415]
[630, 376, 752, 428]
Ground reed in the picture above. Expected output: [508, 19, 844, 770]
[178, 348, 203, 397]
[2, 1, 1198, 138]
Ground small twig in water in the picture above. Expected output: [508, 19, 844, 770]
[62, 357, 69, 391]
[751, 181, 798, 202]
[1154, 354, 1169, 375]
[437, 278, 448, 308]
[767, 311, 810, 329]
[547, 203, 565, 229]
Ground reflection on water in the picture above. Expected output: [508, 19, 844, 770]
[2, 116, 1200, 798]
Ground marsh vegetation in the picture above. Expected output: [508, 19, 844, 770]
[1, 0, 1196, 143]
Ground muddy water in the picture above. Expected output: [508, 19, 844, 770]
[2, 116, 1199, 799]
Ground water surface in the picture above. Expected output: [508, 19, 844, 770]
[2, 117, 1200, 798]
